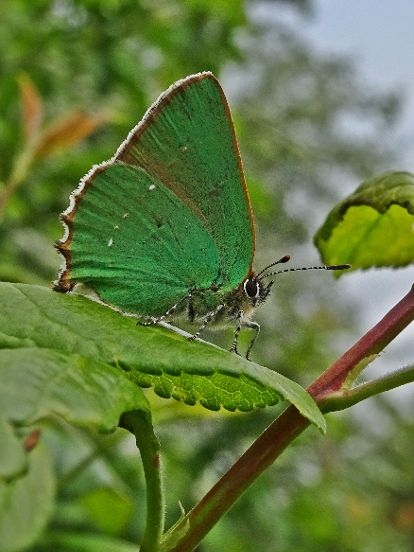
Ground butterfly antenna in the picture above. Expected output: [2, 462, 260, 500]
[256, 255, 291, 278]
[259, 263, 351, 279]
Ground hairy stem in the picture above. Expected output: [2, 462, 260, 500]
[122, 411, 163, 552]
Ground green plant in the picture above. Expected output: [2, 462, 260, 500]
[1, 171, 413, 552]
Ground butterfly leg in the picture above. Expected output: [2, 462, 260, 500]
[189, 303, 226, 342]
[243, 320, 260, 360]
[231, 312, 260, 360]
[230, 313, 244, 356]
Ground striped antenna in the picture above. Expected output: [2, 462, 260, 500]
[257, 256, 351, 280]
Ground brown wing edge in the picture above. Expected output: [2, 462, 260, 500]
[53, 162, 113, 292]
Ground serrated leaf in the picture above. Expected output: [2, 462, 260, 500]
[0, 282, 326, 431]
[0, 348, 149, 432]
[314, 171, 414, 269]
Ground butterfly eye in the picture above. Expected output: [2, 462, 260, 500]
[243, 278, 260, 299]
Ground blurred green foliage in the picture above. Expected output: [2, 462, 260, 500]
[1, 1, 413, 551]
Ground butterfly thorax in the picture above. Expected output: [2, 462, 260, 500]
[168, 274, 272, 330]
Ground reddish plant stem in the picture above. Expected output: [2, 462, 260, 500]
[165, 284, 414, 552]
[166, 405, 307, 552]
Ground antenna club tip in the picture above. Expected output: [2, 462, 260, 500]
[326, 264, 352, 271]
[280, 255, 291, 263]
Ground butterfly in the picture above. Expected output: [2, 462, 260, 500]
[54, 72, 348, 359]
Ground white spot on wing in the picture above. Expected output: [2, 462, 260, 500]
[148, 184, 156, 191]
[108, 237, 113, 247]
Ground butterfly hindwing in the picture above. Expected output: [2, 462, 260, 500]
[61, 163, 219, 315]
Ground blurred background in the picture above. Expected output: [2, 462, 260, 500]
[1, 1, 413, 550]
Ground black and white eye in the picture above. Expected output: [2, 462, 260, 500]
[243, 278, 260, 298]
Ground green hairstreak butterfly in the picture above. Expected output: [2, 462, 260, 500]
[54, 72, 349, 359]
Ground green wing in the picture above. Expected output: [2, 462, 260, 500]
[63, 163, 219, 316]
[56, 73, 254, 316]
[115, 72, 255, 288]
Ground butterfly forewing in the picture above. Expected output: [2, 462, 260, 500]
[116, 72, 255, 289]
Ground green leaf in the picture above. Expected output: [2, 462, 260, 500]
[0, 348, 149, 431]
[0, 284, 151, 550]
[0, 282, 325, 431]
[0, 443, 55, 552]
[314, 171, 414, 269]
[0, 346, 150, 483]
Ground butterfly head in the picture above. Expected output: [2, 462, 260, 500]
[239, 255, 291, 311]
[242, 274, 273, 309]
[242, 254, 351, 310]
